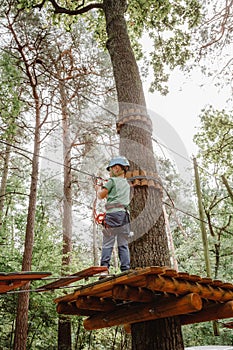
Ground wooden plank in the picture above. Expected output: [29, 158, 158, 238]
[83, 293, 202, 330]
[0, 272, 51, 294]
[223, 321, 233, 329]
[76, 296, 116, 312]
[54, 266, 170, 303]
[0, 281, 28, 294]
[182, 274, 202, 282]
[145, 275, 233, 302]
[163, 268, 179, 277]
[0, 271, 51, 281]
[180, 300, 233, 325]
[211, 280, 225, 287]
[54, 267, 155, 303]
[57, 302, 97, 316]
[220, 283, 233, 290]
[176, 272, 190, 279]
[112, 285, 156, 302]
[38, 266, 108, 291]
[198, 277, 213, 284]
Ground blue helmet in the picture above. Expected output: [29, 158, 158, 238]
[106, 156, 130, 171]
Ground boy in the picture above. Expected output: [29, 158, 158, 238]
[95, 156, 131, 274]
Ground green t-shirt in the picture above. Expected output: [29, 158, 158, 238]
[103, 177, 130, 213]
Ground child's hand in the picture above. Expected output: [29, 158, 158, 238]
[95, 184, 101, 192]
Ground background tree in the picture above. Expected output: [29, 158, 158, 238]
[181, 107, 233, 347]
[189, 0, 233, 93]
[193, 107, 233, 279]
[0, 52, 23, 229]
[4, 10, 51, 349]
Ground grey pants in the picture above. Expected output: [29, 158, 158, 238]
[100, 211, 130, 271]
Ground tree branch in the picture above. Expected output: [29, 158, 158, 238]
[0, 191, 29, 198]
[36, 0, 103, 15]
[199, 0, 233, 54]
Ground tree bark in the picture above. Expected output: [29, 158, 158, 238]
[57, 78, 73, 350]
[103, 1, 184, 349]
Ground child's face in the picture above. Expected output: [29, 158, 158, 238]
[110, 164, 121, 177]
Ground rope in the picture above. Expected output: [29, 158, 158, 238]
[92, 177, 107, 225]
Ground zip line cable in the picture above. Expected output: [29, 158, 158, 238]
[163, 201, 232, 236]
[0, 132, 227, 188]
[152, 137, 192, 164]
[0, 139, 231, 230]
[0, 139, 95, 180]
[152, 136, 231, 184]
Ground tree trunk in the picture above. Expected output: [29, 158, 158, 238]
[13, 89, 41, 350]
[57, 79, 72, 350]
[132, 317, 184, 350]
[103, 1, 184, 349]
[0, 142, 11, 227]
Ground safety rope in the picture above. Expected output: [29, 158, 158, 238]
[92, 176, 107, 225]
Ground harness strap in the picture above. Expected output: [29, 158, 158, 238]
[105, 203, 128, 211]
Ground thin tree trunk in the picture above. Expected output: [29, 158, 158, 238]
[0, 142, 11, 228]
[193, 157, 211, 277]
[13, 89, 41, 350]
[221, 175, 233, 202]
[103, 1, 184, 349]
[58, 79, 72, 350]
[163, 205, 178, 271]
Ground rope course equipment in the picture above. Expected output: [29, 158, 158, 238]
[116, 106, 152, 134]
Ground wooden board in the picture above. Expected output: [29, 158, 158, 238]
[38, 266, 108, 291]
[0, 271, 51, 281]
[54, 267, 157, 303]
[0, 271, 51, 294]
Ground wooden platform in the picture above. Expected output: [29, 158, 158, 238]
[38, 266, 108, 292]
[54, 266, 233, 330]
[0, 271, 51, 294]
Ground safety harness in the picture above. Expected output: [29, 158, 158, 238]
[92, 176, 129, 226]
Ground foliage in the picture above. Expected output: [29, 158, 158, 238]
[188, 0, 233, 90]
[183, 321, 233, 347]
[179, 107, 233, 346]
[155, 115, 233, 345]
[194, 107, 233, 176]
[16, 0, 202, 94]
[0, 52, 23, 137]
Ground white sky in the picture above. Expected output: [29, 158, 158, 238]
[144, 67, 231, 158]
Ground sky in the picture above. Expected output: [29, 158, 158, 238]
[144, 67, 231, 157]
